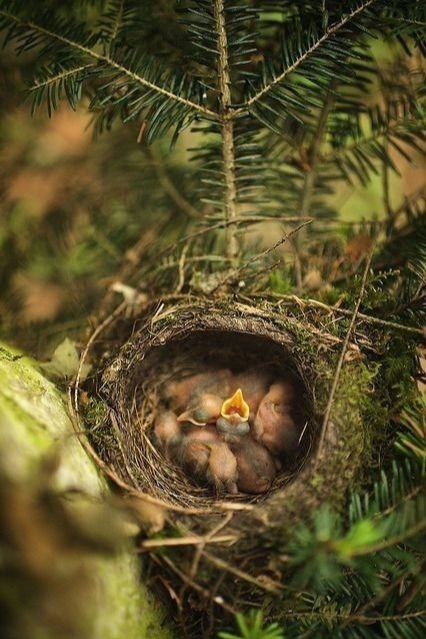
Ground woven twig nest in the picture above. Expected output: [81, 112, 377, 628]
[80, 295, 377, 627]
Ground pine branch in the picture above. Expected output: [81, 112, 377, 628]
[213, 0, 238, 261]
[231, 0, 378, 118]
[0, 8, 218, 119]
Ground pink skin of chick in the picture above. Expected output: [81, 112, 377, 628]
[205, 441, 238, 495]
[153, 411, 182, 459]
[177, 393, 223, 426]
[253, 380, 299, 456]
[165, 369, 233, 412]
[178, 424, 221, 475]
[232, 370, 272, 417]
[179, 427, 238, 494]
[231, 437, 277, 494]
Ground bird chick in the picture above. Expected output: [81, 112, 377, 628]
[164, 372, 213, 412]
[205, 441, 238, 495]
[216, 388, 250, 442]
[233, 370, 272, 417]
[232, 437, 277, 494]
[253, 380, 298, 456]
[179, 425, 220, 475]
[153, 411, 181, 459]
[196, 368, 234, 398]
[177, 392, 223, 426]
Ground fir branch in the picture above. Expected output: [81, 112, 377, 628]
[231, 0, 377, 118]
[107, 0, 125, 45]
[348, 520, 426, 557]
[29, 64, 95, 92]
[0, 8, 218, 119]
[213, 0, 238, 260]
[324, 109, 424, 168]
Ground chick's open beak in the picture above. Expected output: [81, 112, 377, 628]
[221, 388, 250, 421]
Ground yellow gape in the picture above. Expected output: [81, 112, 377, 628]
[220, 388, 250, 421]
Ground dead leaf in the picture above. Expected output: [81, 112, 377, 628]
[41, 338, 91, 380]
[346, 235, 372, 265]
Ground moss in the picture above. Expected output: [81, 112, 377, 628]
[0, 343, 174, 639]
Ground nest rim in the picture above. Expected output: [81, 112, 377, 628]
[82, 299, 323, 514]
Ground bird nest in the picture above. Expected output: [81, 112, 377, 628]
[80, 295, 374, 525]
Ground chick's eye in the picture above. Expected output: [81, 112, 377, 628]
[272, 402, 285, 414]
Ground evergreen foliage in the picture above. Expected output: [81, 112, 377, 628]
[0, 1, 424, 637]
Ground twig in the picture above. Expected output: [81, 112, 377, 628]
[202, 550, 283, 595]
[315, 244, 375, 462]
[144, 145, 199, 219]
[139, 533, 237, 550]
[189, 513, 233, 580]
[214, 0, 239, 260]
[279, 609, 425, 623]
[158, 554, 236, 614]
[210, 220, 312, 293]
[175, 242, 190, 293]
[211, 219, 312, 294]
[294, 86, 336, 291]
[140, 216, 312, 276]
[267, 293, 424, 336]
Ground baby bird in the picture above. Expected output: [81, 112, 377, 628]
[197, 368, 234, 398]
[205, 441, 238, 494]
[233, 370, 272, 417]
[179, 425, 220, 475]
[177, 392, 223, 426]
[165, 368, 234, 412]
[216, 388, 250, 442]
[164, 372, 213, 412]
[232, 437, 277, 494]
[253, 380, 299, 456]
[153, 411, 181, 459]
[180, 428, 238, 494]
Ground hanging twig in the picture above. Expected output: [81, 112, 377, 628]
[210, 219, 312, 293]
[144, 145, 199, 219]
[315, 243, 375, 463]
[293, 86, 336, 291]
